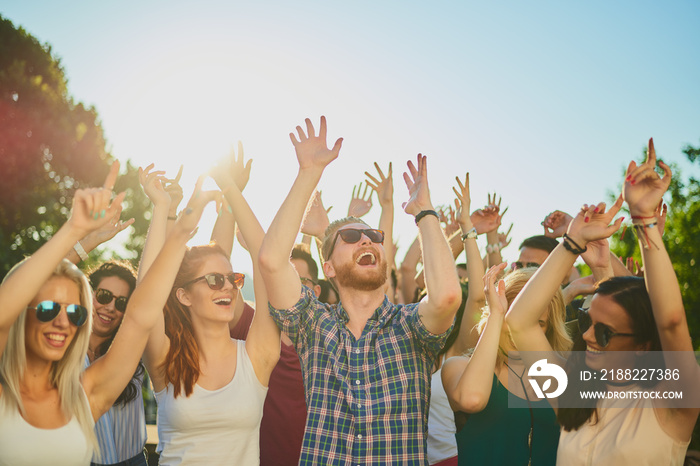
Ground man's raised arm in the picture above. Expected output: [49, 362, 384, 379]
[402, 154, 462, 334]
[259, 116, 343, 310]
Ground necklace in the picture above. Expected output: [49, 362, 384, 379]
[504, 361, 534, 466]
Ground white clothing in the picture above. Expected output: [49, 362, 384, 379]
[427, 360, 458, 464]
[557, 392, 690, 466]
[0, 390, 94, 465]
[155, 339, 268, 465]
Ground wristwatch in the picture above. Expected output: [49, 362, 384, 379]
[461, 227, 478, 241]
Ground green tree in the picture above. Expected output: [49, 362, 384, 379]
[0, 15, 149, 276]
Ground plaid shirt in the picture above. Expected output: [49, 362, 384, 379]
[269, 286, 451, 465]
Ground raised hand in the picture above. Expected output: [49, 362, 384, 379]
[542, 210, 573, 238]
[347, 182, 373, 218]
[301, 190, 332, 238]
[625, 256, 643, 277]
[68, 161, 127, 238]
[139, 163, 169, 207]
[483, 262, 509, 317]
[402, 153, 433, 216]
[365, 162, 393, 208]
[497, 224, 513, 250]
[566, 196, 624, 245]
[81, 203, 135, 248]
[290, 116, 343, 171]
[623, 138, 672, 217]
[174, 175, 222, 236]
[164, 165, 184, 214]
[211, 141, 253, 193]
[452, 173, 472, 230]
[439, 206, 460, 236]
[580, 238, 611, 270]
[470, 208, 503, 235]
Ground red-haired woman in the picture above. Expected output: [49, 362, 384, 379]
[136, 160, 279, 464]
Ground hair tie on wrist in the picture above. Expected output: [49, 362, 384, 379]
[562, 234, 587, 255]
[415, 210, 439, 225]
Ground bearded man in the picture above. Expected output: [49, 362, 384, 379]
[259, 116, 461, 465]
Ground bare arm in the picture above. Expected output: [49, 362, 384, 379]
[211, 145, 280, 384]
[65, 203, 134, 265]
[259, 116, 342, 310]
[442, 263, 507, 412]
[451, 173, 486, 354]
[365, 162, 395, 297]
[0, 164, 123, 357]
[402, 154, 461, 334]
[399, 236, 422, 303]
[136, 164, 174, 284]
[506, 197, 624, 354]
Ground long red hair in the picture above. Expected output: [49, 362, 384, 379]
[162, 243, 230, 397]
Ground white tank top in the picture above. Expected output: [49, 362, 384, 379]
[155, 339, 268, 465]
[0, 391, 93, 465]
[557, 393, 690, 465]
[427, 360, 458, 464]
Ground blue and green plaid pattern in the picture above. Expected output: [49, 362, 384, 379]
[269, 286, 450, 465]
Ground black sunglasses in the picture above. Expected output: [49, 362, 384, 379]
[28, 300, 88, 327]
[577, 307, 635, 348]
[511, 261, 540, 271]
[184, 272, 245, 290]
[95, 288, 129, 312]
[327, 228, 384, 259]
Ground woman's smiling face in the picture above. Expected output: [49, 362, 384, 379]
[25, 276, 82, 363]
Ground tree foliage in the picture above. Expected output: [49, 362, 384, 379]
[0, 15, 149, 277]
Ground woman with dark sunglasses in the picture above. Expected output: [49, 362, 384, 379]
[504, 139, 700, 465]
[84, 261, 149, 466]
[0, 165, 168, 465]
[135, 153, 280, 464]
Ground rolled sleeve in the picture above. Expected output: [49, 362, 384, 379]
[404, 302, 453, 361]
[268, 285, 318, 346]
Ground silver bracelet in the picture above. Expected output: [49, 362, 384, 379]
[74, 241, 89, 262]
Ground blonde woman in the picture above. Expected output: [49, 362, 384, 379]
[0, 165, 167, 465]
[441, 265, 572, 466]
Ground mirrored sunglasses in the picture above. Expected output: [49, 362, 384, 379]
[184, 272, 245, 290]
[28, 300, 88, 327]
[95, 288, 129, 312]
[577, 307, 635, 348]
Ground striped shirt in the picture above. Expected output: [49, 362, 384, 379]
[269, 286, 451, 465]
[83, 355, 147, 464]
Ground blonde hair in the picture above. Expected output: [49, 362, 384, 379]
[476, 267, 572, 367]
[0, 258, 97, 449]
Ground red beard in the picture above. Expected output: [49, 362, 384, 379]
[333, 249, 388, 292]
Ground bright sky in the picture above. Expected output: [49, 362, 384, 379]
[3, 0, 700, 287]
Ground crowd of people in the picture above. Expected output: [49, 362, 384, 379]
[0, 116, 698, 465]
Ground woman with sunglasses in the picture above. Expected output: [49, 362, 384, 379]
[136, 164, 279, 464]
[504, 139, 700, 465]
[84, 261, 149, 466]
[0, 166, 170, 465]
[441, 263, 572, 466]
